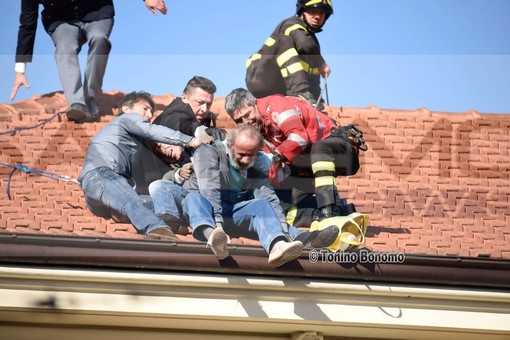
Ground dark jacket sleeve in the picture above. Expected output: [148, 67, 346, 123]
[154, 99, 202, 136]
[156, 111, 200, 137]
[290, 27, 325, 67]
[16, 0, 40, 63]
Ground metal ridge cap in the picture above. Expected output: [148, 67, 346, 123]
[0, 232, 509, 289]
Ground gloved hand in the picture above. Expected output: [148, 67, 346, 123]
[206, 127, 227, 141]
[268, 151, 289, 187]
[268, 161, 282, 187]
[315, 98, 326, 112]
[297, 91, 325, 112]
[189, 126, 213, 148]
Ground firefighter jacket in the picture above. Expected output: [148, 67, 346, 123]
[246, 16, 326, 101]
[255, 94, 336, 163]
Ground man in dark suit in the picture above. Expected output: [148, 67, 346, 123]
[10, 0, 168, 123]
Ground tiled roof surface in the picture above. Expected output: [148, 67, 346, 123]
[1, 91, 509, 259]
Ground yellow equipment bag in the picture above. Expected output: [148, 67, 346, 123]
[310, 212, 369, 252]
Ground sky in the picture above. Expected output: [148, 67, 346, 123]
[0, 0, 509, 114]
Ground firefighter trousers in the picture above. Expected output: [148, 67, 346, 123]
[278, 135, 360, 225]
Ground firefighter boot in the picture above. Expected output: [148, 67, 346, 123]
[317, 204, 342, 221]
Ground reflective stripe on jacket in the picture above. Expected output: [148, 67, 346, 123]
[246, 16, 325, 99]
[255, 94, 336, 162]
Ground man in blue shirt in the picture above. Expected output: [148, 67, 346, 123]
[78, 91, 212, 240]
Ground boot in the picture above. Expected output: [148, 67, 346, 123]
[317, 204, 341, 221]
[339, 198, 356, 216]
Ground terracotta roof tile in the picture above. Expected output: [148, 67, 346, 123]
[1, 92, 510, 259]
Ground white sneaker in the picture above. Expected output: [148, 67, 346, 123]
[207, 228, 229, 260]
[268, 240, 303, 267]
[340, 232, 359, 251]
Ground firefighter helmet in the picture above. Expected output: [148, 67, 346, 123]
[296, 0, 334, 19]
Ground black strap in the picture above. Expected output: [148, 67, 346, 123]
[331, 125, 368, 151]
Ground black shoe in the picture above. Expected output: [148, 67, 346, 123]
[311, 225, 339, 248]
[339, 202, 356, 216]
[66, 103, 99, 123]
[337, 198, 356, 216]
[146, 226, 179, 241]
[157, 213, 188, 235]
[294, 225, 339, 248]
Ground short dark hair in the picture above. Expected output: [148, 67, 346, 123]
[182, 76, 217, 95]
[224, 88, 256, 117]
[119, 91, 155, 113]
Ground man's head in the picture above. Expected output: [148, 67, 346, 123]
[226, 125, 263, 170]
[152, 142, 185, 164]
[181, 76, 216, 123]
[296, 0, 333, 32]
[225, 88, 263, 130]
[119, 91, 155, 121]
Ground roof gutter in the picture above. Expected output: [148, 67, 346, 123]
[1, 233, 509, 289]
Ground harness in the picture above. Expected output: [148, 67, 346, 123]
[330, 125, 368, 152]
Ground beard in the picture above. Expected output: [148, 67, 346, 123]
[227, 149, 256, 170]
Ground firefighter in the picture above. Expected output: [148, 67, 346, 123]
[225, 88, 363, 225]
[245, 0, 333, 112]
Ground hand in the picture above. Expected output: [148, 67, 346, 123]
[319, 63, 331, 79]
[268, 162, 282, 187]
[10, 72, 30, 101]
[206, 127, 227, 141]
[190, 125, 214, 148]
[178, 163, 193, 180]
[144, 0, 167, 15]
[189, 134, 213, 148]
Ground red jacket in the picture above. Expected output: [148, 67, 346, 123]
[255, 94, 337, 162]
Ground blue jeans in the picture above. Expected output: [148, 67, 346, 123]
[149, 180, 183, 219]
[80, 167, 172, 235]
[182, 192, 302, 252]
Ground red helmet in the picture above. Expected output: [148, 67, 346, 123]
[296, 0, 334, 19]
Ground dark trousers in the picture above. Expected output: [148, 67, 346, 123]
[277, 135, 360, 227]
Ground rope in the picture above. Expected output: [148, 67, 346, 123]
[0, 110, 64, 136]
[0, 161, 78, 200]
[315, 74, 329, 110]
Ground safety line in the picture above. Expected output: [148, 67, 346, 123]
[0, 161, 78, 200]
[0, 110, 63, 136]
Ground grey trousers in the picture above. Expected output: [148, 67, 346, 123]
[50, 18, 114, 115]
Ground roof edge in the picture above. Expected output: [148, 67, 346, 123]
[1, 233, 509, 290]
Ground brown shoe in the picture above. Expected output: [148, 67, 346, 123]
[146, 226, 178, 241]
[157, 213, 188, 235]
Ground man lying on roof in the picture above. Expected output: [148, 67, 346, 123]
[77, 91, 212, 240]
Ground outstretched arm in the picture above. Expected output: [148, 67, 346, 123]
[144, 0, 167, 15]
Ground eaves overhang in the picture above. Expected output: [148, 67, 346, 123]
[1, 232, 509, 290]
